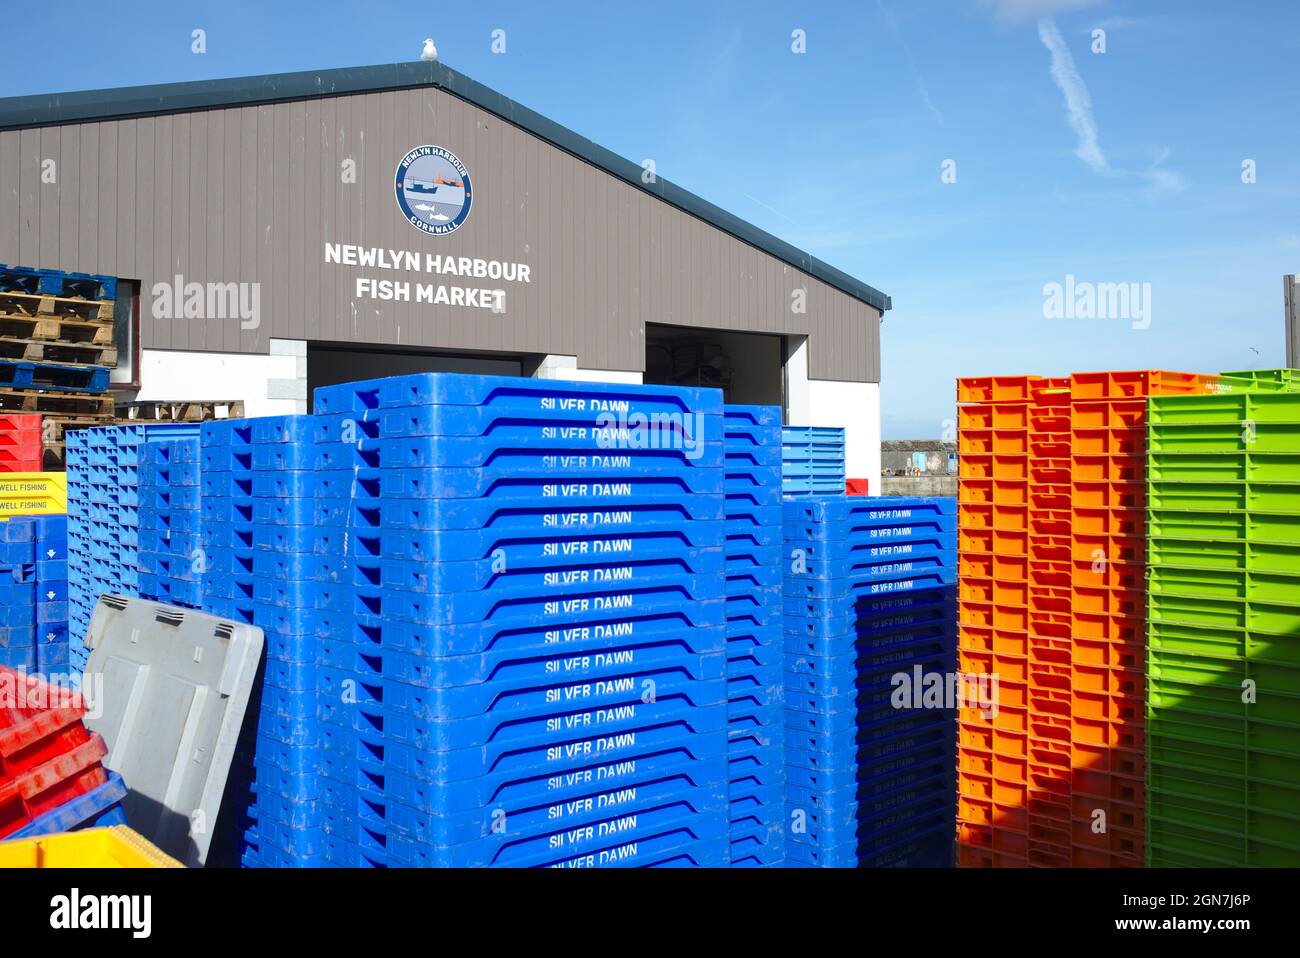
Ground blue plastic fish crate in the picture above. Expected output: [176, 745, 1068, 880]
[781, 494, 957, 868]
[0, 264, 118, 300]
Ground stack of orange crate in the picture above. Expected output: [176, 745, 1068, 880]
[956, 370, 1214, 868]
[1064, 370, 1210, 866]
[1025, 378, 1074, 867]
[955, 375, 1038, 867]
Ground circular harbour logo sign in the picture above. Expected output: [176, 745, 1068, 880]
[395, 145, 473, 235]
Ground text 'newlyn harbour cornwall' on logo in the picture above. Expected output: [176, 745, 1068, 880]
[395, 145, 473, 235]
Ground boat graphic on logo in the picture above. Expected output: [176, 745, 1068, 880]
[395, 145, 473, 235]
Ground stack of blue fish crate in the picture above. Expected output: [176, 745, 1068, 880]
[65, 423, 201, 671]
[65, 427, 123, 671]
[200, 416, 325, 868]
[0, 517, 36, 671]
[34, 516, 69, 675]
[722, 405, 785, 866]
[139, 436, 203, 609]
[782, 495, 958, 867]
[310, 373, 731, 867]
[781, 426, 846, 496]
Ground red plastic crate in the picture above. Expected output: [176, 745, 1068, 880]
[844, 478, 870, 496]
[0, 413, 41, 435]
[0, 707, 94, 778]
[0, 668, 87, 727]
[0, 736, 109, 839]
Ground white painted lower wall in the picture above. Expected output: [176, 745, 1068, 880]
[136, 345, 305, 418]
[784, 336, 882, 492]
[534, 355, 643, 384]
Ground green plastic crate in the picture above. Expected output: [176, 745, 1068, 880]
[1247, 630, 1300, 668]
[1246, 482, 1300, 514]
[1249, 597, 1300, 634]
[1215, 368, 1300, 393]
[1148, 565, 1244, 600]
[1248, 540, 1300, 573]
[1148, 536, 1245, 570]
[1148, 620, 1247, 660]
[1148, 452, 1245, 483]
[1248, 452, 1300, 482]
[1149, 482, 1246, 512]
[1149, 591, 1247, 629]
[1148, 509, 1244, 541]
[1148, 421, 1300, 454]
[1157, 789, 1300, 847]
[1248, 511, 1300, 543]
[1148, 393, 1246, 425]
[1148, 731, 1246, 778]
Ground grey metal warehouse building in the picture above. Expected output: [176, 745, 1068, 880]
[0, 61, 891, 480]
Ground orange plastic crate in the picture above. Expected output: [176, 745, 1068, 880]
[1072, 768, 1143, 805]
[1072, 610, 1145, 645]
[960, 599, 1029, 631]
[1028, 610, 1072, 640]
[1029, 511, 1070, 537]
[1074, 744, 1144, 780]
[1028, 560, 1071, 588]
[1072, 585, 1144, 618]
[1071, 454, 1145, 483]
[1071, 399, 1146, 429]
[958, 551, 1028, 581]
[959, 478, 1029, 505]
[1072, 664, 1143, 698]
[1072, 533, 1145, 565]
[958, 376, 1044, 404]
[1070, 427, 1146, 458]
[960, 502, 1029, 532]
[1070, 636, 1143, 672]
[1072, 506, 1144, 538]
[959, 526, 1029, 556]
[1069, 370, 1205, 400]
[959, 624, 1029, 657]
[959, 576, 1029, 607]
[1072, 480, 1145, 510]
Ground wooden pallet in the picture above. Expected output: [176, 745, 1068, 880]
[0, 387, 114, 416]
[41, 414, 116, 446]
[0, 336, 117, 367]
[116, 399, 245, 422]
[0, 314, 114, 345]
[0, 291, 114, 322]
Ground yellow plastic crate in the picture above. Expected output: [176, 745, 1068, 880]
[0, 827, 183, 868]
[0, 471, 67, 519]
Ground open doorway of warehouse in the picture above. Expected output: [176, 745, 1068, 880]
[643, 324, 785, 412]
[306, 342, 529, 412]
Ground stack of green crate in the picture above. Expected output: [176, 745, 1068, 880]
[1145, 369, 1300, 867]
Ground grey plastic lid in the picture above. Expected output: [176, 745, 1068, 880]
[83, 596, 264, 867]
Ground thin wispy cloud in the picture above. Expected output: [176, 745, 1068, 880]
[980, 0, 1103, 24]
[1037, 18, 1110, 173]
[1036, 17, 1186, 193]
[875, 0, 944, 123]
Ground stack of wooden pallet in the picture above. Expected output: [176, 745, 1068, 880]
[114, 399, 245, 423]
[0, 265, 118, 469]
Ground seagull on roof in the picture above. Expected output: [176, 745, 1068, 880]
[421, 38, 438, 62]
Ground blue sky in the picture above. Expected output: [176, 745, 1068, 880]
[3, 0, 1298, 437]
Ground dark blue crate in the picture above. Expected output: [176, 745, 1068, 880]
[0, 359, 110, 393]
[7, 772, 129, 838]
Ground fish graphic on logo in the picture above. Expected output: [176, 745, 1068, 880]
[395, 145, 473, 235]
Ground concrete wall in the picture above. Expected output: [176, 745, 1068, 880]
[882, 439, 958, 476]
[881, 475, 958, 497]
